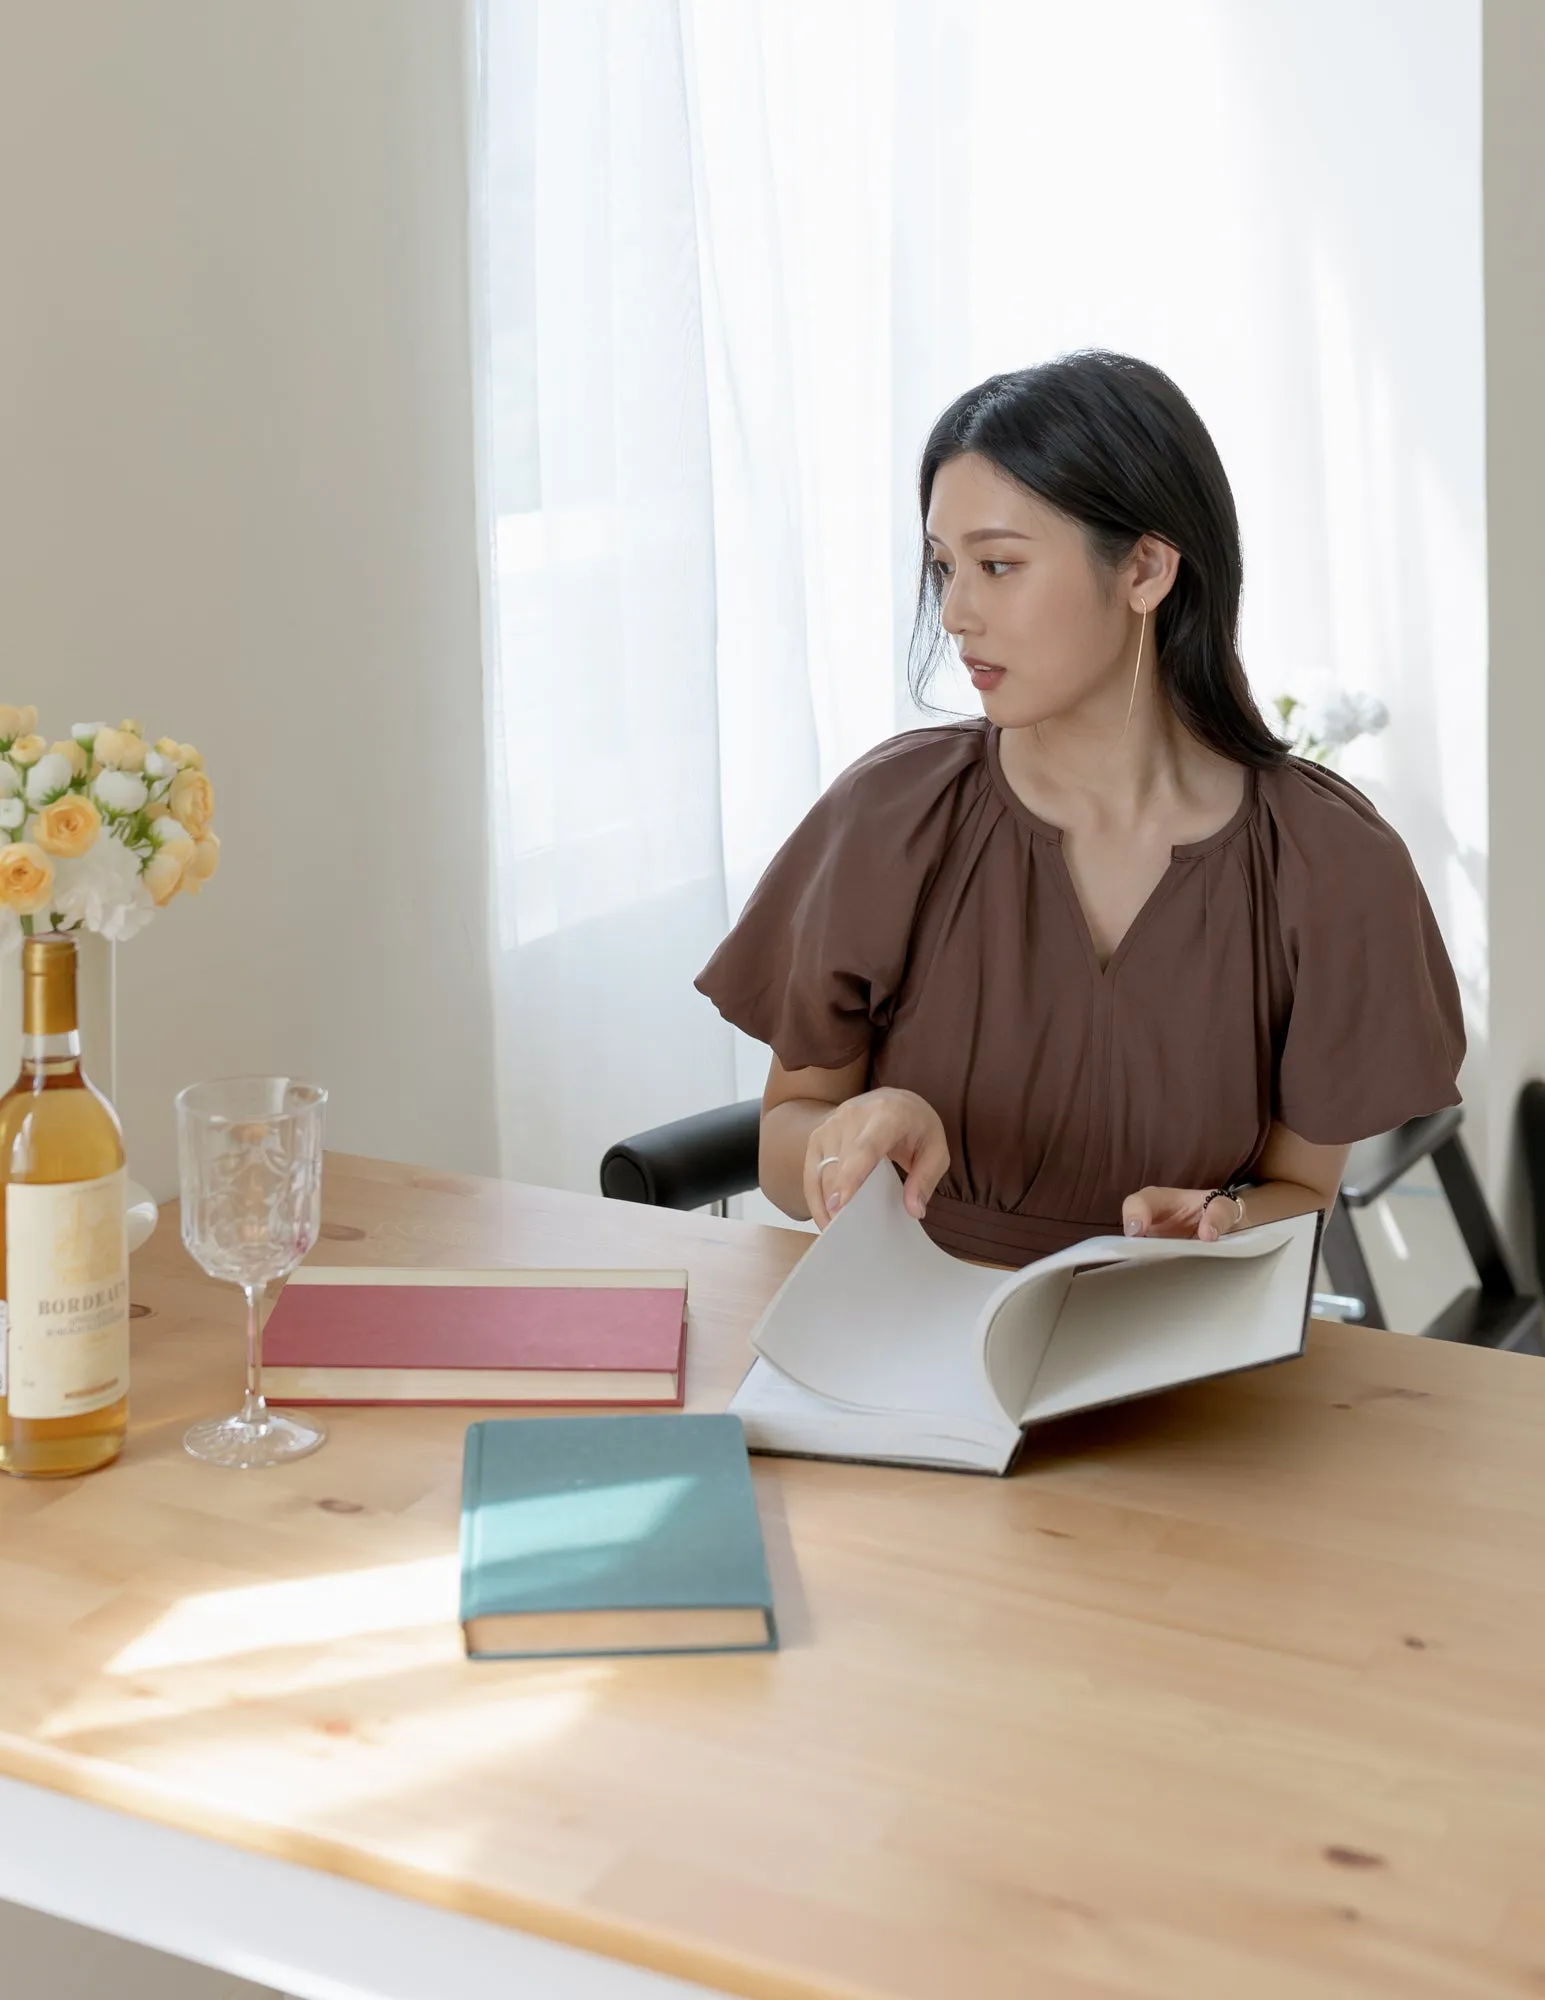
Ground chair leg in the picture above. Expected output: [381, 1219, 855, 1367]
[1431, 1134, 1519, 1297]
[1321, 1194, 1387, 1330]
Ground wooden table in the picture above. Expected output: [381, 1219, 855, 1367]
[3, 1152, 1545, 2000]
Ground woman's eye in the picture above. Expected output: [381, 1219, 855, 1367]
[928, 558, 1014, 580]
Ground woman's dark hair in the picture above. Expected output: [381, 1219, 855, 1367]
[908, 349, 1289, 767]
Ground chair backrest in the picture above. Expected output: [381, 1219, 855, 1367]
[599, 1098, 762, 1209]
[1520, 1080, 1545, 1294]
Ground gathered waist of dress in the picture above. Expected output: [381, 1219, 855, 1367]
[919, 1192, 1124, 1269]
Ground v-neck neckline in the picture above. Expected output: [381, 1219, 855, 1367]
[983, 722, 1260, 979]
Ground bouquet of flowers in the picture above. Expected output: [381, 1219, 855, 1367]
[1272, 688, 1390, 766]
[0, 707, 219, 945]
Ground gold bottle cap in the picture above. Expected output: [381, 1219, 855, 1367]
[22, 933, 78, 1038]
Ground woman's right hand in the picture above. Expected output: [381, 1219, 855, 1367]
[803, 1087, 950, 1229]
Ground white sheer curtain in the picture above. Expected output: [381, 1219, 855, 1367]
[473, 0, 1485, 1205]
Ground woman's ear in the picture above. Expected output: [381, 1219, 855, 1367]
[1125, 534, 1181, 612]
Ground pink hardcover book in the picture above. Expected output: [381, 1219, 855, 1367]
[260, 1266, 688, 1407]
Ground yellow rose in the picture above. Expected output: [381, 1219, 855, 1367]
[181, 832, 221, 895]
[0, 842, 54, 915]
[168, 767, 215, 837]
[143, 841, 193, 907]
[0, 705, 38, 743]
[145, 801, 169, 821]
[10, 735, 46, 767]
[178, 743, 204, 772]
[119, 718, 144, 737]
[93, 726, 147, 773]
[154, 736, 181, 761]
[32, 795, 101, 860]
[48, 739, 90, 780]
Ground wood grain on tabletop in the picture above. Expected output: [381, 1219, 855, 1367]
[2, 1149, 1544, 2000]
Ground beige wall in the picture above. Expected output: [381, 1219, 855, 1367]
[0, 1, 497, 1200]
[1483, 0, 1545, 1285]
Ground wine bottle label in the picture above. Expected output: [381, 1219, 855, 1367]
[5, 1169, 129, 1420]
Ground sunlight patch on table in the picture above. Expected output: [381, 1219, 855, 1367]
[109, 1680, 601, 1820]
[104, 1555, 462, 1674]
[40, 1627, 462, 1742]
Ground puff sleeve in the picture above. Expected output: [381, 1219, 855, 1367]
[1271, 764, 1466, 1144]
[693, 725, 978, 1073]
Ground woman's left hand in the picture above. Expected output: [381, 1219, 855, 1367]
[1121, 1185, 1243, 1242]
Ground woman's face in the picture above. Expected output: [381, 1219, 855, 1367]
[924, 452, 1142, 728]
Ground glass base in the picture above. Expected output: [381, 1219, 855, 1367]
[183, 1408, 327, 1469]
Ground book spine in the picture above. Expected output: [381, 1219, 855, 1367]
[458, 1421, 484, 1627]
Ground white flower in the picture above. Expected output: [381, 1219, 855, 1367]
[24, 752, 74, 805]
[1293, 689, 1388, 750]
[92, 769, 149, 815]
[144, 749, 174, 780]
[148, 814, 192, 846]
[0, 800, 23, 830]
[72, 722, 106, 745]
[1350, 692, 1389, 737]
[0, 764, 20, 800]
[48, 833, 155, 942]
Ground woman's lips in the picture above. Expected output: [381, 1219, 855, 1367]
[968, 664, 1006, 689]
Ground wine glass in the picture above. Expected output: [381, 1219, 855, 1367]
[177, 1076, 329, 1468]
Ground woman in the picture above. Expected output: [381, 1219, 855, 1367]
[694, 351, 1464, 1266]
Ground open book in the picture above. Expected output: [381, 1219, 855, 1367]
[729, 1167, 1325, 1474]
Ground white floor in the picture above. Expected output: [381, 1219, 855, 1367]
[0, 1897, 282, 1999]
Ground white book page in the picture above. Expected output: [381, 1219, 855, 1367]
[1021, 1211, 1320, 1424]
[971, 1226, 1277, 1421]
[979, 1254, 1122, 1422]
[729, 1356, 1015, 1472]
[744, 1166, 1010, 1427]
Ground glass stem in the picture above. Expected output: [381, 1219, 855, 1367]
[240, 1282, 267, 1426]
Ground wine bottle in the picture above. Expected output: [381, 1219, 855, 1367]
[0, 934, 129, 1477]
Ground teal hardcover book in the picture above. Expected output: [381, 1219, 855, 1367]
[458, 1413, 778, 1659]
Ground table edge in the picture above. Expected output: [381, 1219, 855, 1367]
[0, 1733, 876, 2000]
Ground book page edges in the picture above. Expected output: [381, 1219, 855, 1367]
[265, 1365, 680, 1404]
[289, 1267, 688, 1290]
[464, 1605, 773, 1657]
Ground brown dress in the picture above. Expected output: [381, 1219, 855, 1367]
[694, 718, 1466, 1266]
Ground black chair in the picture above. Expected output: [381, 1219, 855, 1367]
[1522, 1079, 1545, 1300]
[599, 1100, 763, 1217]
[1317, 1105, 1541, 1352]
[601, 1097, 1544, 1354]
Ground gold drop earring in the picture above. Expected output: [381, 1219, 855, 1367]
[1115, 598, 1147, 745]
